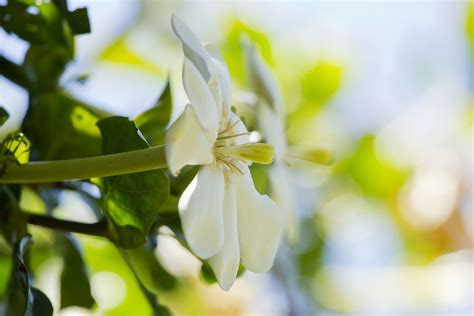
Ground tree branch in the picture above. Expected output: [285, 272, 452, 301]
[17, 210, 109, 238]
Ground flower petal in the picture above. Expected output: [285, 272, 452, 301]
[269, 163, 298, 243]
[258, 104, 287, 162]
[171, 15, 212, 82]
[179, 164, 225, 259]
[205, 44, 232, 127]
[165, 104, 214, 176]
[234, 165, 283, 273]
[243, 39, 283, 115]
[208, 178, 240, 291]
[183, 58, 220, 140]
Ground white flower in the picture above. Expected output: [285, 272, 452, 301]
[166, 16, 284, 291]
[243, 39, 299, 243]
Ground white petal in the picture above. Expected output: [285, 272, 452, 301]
[258, 104, 287, 162]
[179, 165, 225, 259]
[183, 58, 220, 140]
[205, 44, 232, 126]
[171, 15, 212, 82]
[165, 105, 214, 176]
[269, 163, 298, 243]
[234, 165, 283, 273]
[243, 40, 283, 115]
[208, 179, 240, 291]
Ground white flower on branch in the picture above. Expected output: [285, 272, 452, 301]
[165, 16, 284, 291]
[243, 39, 299, 244]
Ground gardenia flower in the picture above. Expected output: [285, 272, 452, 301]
[166, 16, 284, 291]
[243, 39, 298, 243]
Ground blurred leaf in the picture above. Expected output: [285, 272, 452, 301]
[119, 249, 171, 316]
[126, 243, 177, 292]
[467, 2, 474, 59]
[51, 0, 91, 35]
[101, 38, 163, 75]
[222, 19, 273, 85]
[23, 92, 102, 160]
[0, 107, 9, 127]
[0, 253, 12, 298]
[5, 235, 53, 316]
[57, 234, 95, 309]
[31, 288, 53, 316]
[336, 135, 408, 197]
[97, 117, 170, 249]
[0, 1, 73, 48]
[135, 81, 172, 146]
[301, 61, 342, 105]
[23, 45, 71, 93]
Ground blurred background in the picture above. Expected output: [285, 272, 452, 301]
[1, 0, 473, 315]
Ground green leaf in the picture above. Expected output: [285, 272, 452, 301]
[23, 91, 103, 160]
[126, 243, 176, 292]
[0, 107, 9, 127]
[31, 288, 54, 316]
[57, 234, 95, 309]
[97, 117, 170, 249]
[135, 81, 172, 146]
[467, 2, 474, 60]
[221, 19, 274, 85]
[119, 249, 171, 316]
[23, 45, 71, 93]
[336, 134, 408, 197]
[5, 235, 53, 316]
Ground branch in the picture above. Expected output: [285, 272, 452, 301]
[17, 210, 109, 238]
[0, 145, 167, 183]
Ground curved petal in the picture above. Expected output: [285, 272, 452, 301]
[179, 164, 225, 259]
[208, 178, 240, 291]
[234, 165, 283, 273]
[269, 163, 298, 243]
[205, 44, 232, 127]
[171, 15, 212, 82]
[258, 104, 287, 162]
[243, 39, 284, 115]
[183, 58, 220, 141]
[165, 105, 214, 176]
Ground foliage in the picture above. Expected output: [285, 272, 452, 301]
[0, 0, 181, 314]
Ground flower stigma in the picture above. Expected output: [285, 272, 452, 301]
[214, 120, 274, 175]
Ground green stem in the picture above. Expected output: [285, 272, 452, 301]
[0, 56, 29, 88]
[0, 145, 167, 183]
[17, 210, 109, 237]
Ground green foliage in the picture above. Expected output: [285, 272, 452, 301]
[467, 2, 474, 59]
[5, 236, 53, 316]
[289, 61, 343, 127]
[135, 81, 172, 146]
[57, 234, 95, 309]
[336, 135, 408, 197]
[23, 91, 103, 160]
[98, 117, 170, 249]
[221, 19, 273, 85]
[126, 243, 177, 292]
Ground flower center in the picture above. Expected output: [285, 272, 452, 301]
[213, 120, 274, 174]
